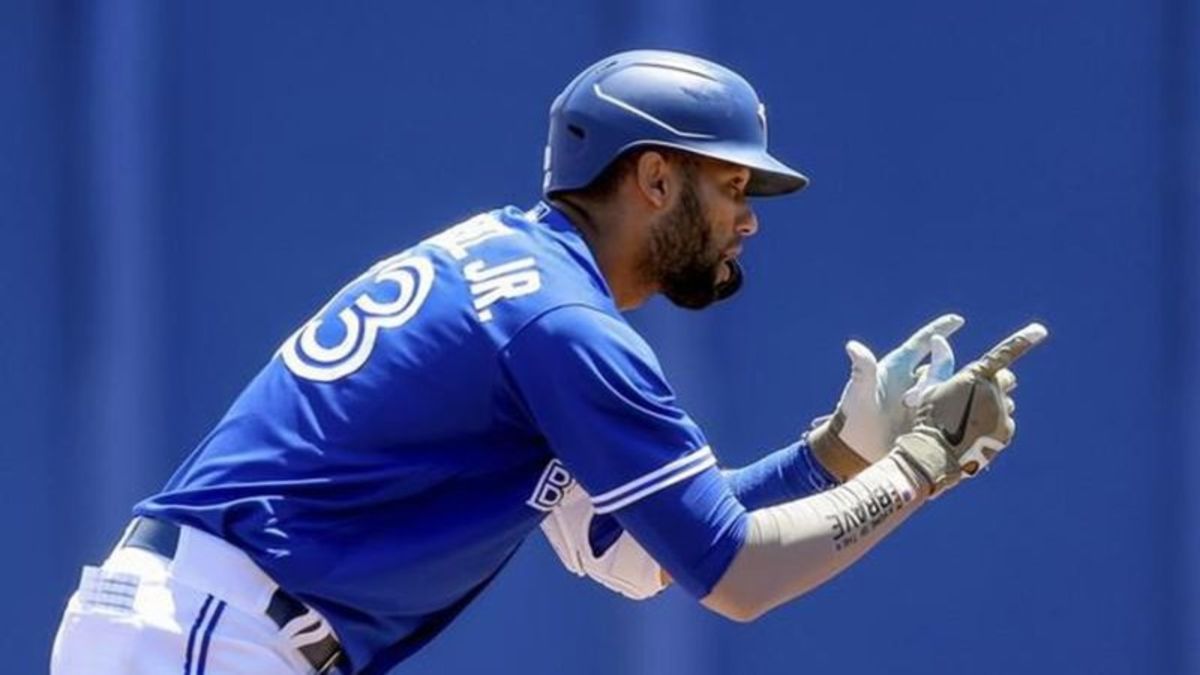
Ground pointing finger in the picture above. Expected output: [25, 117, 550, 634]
[976, 322, 1049, 377]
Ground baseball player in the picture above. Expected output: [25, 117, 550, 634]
[50, 50, 1047, 675]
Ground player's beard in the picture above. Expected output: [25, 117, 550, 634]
[644, 175, 739, 310]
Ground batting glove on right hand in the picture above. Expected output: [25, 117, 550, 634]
[894, 322, 1048, 497]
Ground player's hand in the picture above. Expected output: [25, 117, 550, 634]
[894, 322, 1049, 497]
[809, 314, 964, 480]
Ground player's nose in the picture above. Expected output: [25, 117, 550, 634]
[736, 208, 759, 237]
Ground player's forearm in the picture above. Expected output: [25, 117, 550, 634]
[724, 436, 839, 509]
[701, 453, 928, 622]
[655, 439, 838, 587]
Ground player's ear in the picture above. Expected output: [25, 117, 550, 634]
[634, 150, 671, 209]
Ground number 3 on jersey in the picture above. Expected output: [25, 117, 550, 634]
[280, 253, 435, 382]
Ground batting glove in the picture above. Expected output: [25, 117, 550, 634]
[894, 322, 1048, 497]
[809, 314, 964, 481]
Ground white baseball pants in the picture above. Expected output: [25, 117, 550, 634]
[51, 525, 333, 674]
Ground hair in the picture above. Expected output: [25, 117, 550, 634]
[558, 146, 700, 203]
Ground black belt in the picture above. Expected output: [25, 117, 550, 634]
[121, 517, 344, 674]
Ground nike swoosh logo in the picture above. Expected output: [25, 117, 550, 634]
[943, 385, 977, 446]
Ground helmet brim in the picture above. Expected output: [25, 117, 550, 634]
[619, 140, 809, 197]
[708, 146, 809, 197]
[747, 154, 810, 197]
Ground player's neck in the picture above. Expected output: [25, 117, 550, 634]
[550, 197, 656, 310]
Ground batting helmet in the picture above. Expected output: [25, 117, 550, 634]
[542, 50, 809, 198]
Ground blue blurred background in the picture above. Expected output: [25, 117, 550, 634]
[3, 0, 1198, 673]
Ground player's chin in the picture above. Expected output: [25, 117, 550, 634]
[662, 262, 735, 310]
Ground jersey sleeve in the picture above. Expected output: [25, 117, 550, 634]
[500, 305, 747, 596]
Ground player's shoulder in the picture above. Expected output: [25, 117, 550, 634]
[510, 302, 639, 351]
[422, 203, 602, 282]
[415, 202, 619, 337]
[500, 300, 659, 387]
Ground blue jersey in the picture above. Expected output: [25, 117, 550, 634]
[136, 203, 748, 674]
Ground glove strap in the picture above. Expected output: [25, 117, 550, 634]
[807, 411, 870, 482]
[893, 431, 961, 498]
